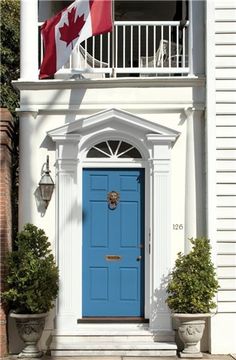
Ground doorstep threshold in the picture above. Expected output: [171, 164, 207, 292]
[78, 317, 149, 323]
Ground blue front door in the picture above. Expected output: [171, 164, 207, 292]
[83, 168, 144, 317]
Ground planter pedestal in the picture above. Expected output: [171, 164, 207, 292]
[10, 312, 47, 358]
[172, 313, 211, 358]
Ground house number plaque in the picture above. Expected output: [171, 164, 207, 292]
[105, 255, 122, 261]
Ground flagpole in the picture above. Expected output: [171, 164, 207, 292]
[111, 0, 115, 77]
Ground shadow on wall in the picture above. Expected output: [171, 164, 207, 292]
[150, 274, 170, 325]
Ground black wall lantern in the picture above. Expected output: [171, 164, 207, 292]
[39, 155, 54, 208]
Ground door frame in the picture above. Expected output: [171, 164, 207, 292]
[48, 108, 179, 332]
[82, 167, 146, 318]
[81, 160, 150, 320]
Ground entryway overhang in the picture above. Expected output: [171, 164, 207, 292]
[48, 108, 179, 335]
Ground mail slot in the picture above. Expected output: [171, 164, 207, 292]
[105, 255, 122, 261]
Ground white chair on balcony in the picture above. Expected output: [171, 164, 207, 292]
[140, 39, 183, 75]
[59, 44, 108, 79]
[73, 45, 108, 79]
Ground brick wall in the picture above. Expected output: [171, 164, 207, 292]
[0, 108, 14, 357]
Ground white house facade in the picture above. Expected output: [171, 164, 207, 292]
[11, 0, 236, 356]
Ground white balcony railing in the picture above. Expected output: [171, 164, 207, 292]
[39, 21, 190, 78]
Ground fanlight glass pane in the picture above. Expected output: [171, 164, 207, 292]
[87, 141, 142, 158]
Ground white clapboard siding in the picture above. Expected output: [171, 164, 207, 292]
[217, 302, 236, 312]
[216, 57, 236, 68]
[216, 138, 236, 148]
[215, 33, 236, 44]
[217, 197, 236, 207]
[216, 79, 236, 90]
[215, 0, 236, 7]
[217, 208, 236, 220]
[216, 68, 236, 79]
[216, 92, 236, 103]
[216, 172, 236, 182]
[215, 22, 236, 34]
[216, 116, 236, 126]
[217, 254, 236, 266]
[216, 185, 236, 196]
[217, 219, 236, 229]
[216, 103, 236, 113]
[217, 151, 236, 161]
[217, 230, 236, 241]
[215, 45, 236, 57]
[218, 266, 236, 278]
[215, 9, 236, 21]
[217, 207, 236, 218]
[217, 161, 236, 172]
[218, 242, 236, 253]
[216, 127, 236, 137]
[219, 278, 236, 289]
[218, 290, 236, 302]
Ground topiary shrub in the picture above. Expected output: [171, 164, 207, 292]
[166, 237, 219, 313]
[1, 223, 59, 314]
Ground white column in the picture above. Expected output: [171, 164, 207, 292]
[20, 0, 38, 80]
[147, 136, 173, 332]
[184, 108, 205, 252]
[18, 110, 39, 228]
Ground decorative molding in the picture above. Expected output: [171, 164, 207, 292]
[12, 76, 206, 91]
[16, 107, 39, 118]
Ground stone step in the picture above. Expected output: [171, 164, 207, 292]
[51, 341, 177, 350]
[51, 340, 177, 357]
[51, 350, 177, 357]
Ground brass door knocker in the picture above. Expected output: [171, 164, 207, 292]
[107, 191, 120, 209]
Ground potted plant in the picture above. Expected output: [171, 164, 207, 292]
[166, 237, 219, 358]
[1, 223, 59, 358]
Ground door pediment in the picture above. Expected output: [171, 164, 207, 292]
[48, 108, 179, 142]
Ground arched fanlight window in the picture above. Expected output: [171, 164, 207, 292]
[87, 140, 142, 159]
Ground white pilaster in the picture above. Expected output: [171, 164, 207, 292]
[147, 136, 173, 332]
[20, 0, 38, 80]
[55, 141, 82, 330]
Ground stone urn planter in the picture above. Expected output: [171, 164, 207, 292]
[166, 238, 219, 359]
[172, 313, 211, 358]
[10, 312, 48, 358]
[1, 224, 59, 358]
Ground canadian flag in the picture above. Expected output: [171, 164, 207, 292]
[39, 0, 112, 79]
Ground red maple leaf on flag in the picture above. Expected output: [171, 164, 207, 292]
[59, 7, 86, 47]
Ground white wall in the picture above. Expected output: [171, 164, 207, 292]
[206, 0, 236, 353]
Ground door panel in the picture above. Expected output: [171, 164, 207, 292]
[83, 168, 144, 317]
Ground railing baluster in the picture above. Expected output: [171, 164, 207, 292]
[146, 25, 148, 67]
[108, 32, 110, 68]
[138, 25, 141, 68]
[123, 25, 126, 68]
[153, 25, 156, 68]
[130, 25, 133, 68]
[176, 26, 179, 66]
[161, 25, 164, 68]
[85, 39, 88, 68]
[169, 25, 171, 68]
[100, 34, 103, 67]
[92, 36, 95, 68]
[116, 24, 118, 68]
[183, 26, 186, 67]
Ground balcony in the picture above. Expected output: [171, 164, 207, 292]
[39, 20, 190, 79]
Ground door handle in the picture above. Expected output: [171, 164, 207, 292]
[136, 256, 142, 261]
